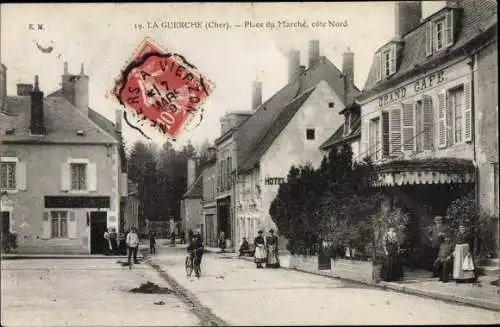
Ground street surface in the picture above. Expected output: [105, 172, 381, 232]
[152, 247, 500, 326]
[1, 258, 202, 326]
[1, 248, 499, 326]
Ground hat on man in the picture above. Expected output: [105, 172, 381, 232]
[269, 229, 274, 234]
[258, 230, 263, 234]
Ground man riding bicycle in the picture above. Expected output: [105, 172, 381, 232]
[187, 230, 204, 273]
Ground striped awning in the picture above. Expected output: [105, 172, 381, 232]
[372, 158, 475, 187]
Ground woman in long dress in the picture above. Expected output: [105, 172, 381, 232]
[265, 229, 280, 268]
[381, 225, 403, 282]
[254, 231, 267, 269]
[453, 223, 476, 283]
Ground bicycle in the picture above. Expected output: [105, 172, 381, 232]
[185, 248, 203, 278]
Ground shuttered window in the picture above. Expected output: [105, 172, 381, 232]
[415, 101, 424, 152]
[71, 163, 87, 190]
[422, 95, 434, 150]
[382, 112, 390, 157]
[402, 103, 416, 153]
[369, 117, 381, 161]
[449, 86, 464, 145]
[51, 211, 68, 238]
[389, 107, 402, 154]
[463, 80, 472, 142]
[375, 52, 382, 82]
[437, 91, 448, 148]
[425, 22, 433, 56]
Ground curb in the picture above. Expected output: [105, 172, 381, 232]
[141, 250, 229, 326]
[237, 256, 500, 312]
[378, 281, 500, 312]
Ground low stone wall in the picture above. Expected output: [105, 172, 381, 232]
[287, 254, 381, 284]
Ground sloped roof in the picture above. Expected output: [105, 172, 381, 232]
[48, 88, 119, 141]
[361, 0, 497, 98]
[320, 116, 361, 150]
[183, 173, 203, 199]
[236, 56, 361, 172]
[239, 87, 316, 172]
[0, 96, 117, 144]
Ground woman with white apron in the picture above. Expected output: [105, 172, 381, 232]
[254, 230, 267, 269]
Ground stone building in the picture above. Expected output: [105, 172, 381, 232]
[357, 0, 498, 266]
[0, 63, 127, 254]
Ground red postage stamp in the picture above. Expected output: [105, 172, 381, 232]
[113, 39, 214, 139]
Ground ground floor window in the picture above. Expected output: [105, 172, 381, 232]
[51, 211, 68, 238]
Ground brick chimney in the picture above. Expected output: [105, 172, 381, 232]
[30, 75, 45, 135]
[308, 39, 320, 68]
[61, 62, 89, 116]
[0, 64, 7, 110]
[17, 84, 33, 96]
[187, 156, 197, 187]
[395, 1, 422, 37]
[342, 47, 355, 104]
[288, 49, 300, 83]
[115, 109, 123, 134]
[251, 80, 262, 110]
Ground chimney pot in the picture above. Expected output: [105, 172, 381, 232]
[308, 40, 320, 68]
[251, 80, 262, 110]
[287, 49, 301, 83]
[342, 47, 355, 105]
[64, 62, 68, 75]
[187, 157, 197, 188]
[395, 1, 422, 37]
[80, 63, 85, 75]
[115, 109, 123, 133]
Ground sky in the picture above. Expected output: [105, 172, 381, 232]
[1, 2, 446, 152]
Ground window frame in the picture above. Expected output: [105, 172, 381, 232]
[50, 210, 68, 238]
[449, 85, 465, 145]
[0, 160, 16, 190]
[434, 16, 446, 52]
[70, 163, 87, 191]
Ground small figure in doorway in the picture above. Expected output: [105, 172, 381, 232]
[218, 230, 226, 253]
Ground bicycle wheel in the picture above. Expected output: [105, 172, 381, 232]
[194, 257, 201, 278]
[185, 256, 193, 277]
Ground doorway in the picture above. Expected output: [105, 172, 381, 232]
[90, 211, 107, 254]
[1, 211, 10, 234]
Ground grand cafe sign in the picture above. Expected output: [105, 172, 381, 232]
[378, 69, 445, 107]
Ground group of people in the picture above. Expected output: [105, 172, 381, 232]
[103, 226, 141, 269]
[103, 228, 123, 255]
[238, 229, 280, 269]
[380, 216, 477, 284]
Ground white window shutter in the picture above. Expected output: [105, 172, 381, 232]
[16, 161, 27, 191]
[382, 111, 390, 157]
[463, 80, 473, 142]
[389, 107, 402, 154]
[68, 211, 77, 238]
[422, 94, 434, 150]
[402, 103, 416, 153]
[425, 22, 433, 56]
[445, 10, 454, 47]
[389, 43, 397, 76]
[88, 163, 97, 192]
[61, 162, 70, 191]
[375, 52, 381, 82]
[42, 212, 51, 239]
[437, 91, 448, 148]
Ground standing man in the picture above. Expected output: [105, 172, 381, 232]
[126, 227, 140, 269]
[427, 216, 448, 277]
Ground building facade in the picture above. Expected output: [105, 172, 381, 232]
[0, 63, 127, 254]
[201, 148, 217, 247]
[357, 0, 498, 265]
[229, 40, 361, 249]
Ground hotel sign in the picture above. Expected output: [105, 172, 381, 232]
[264, 177, 285, 185]
[378, 70, 446, 107]
[45, 196, 111, 209]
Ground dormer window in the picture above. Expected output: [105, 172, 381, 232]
[76, 130, 85, 136]
[375, 43, 397, 81]
[426, 9, 456, 56]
